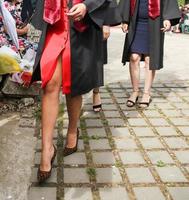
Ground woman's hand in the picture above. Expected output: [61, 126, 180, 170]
[67, 3, 87, 22]
[122, 23, 128, 33]
[103, 26, 110, 40]
[17, 25, 29, 36]
[161, 20, 171, 32]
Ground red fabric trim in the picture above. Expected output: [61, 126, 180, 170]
[41, 1, 71, 94]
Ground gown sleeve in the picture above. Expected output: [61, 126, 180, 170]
[103, 0, 122, 26]
[30, 0, 47, 30]
[83, 0, 121, 27]
[118, 0, 130, 23]
[162, 0, 181, 26]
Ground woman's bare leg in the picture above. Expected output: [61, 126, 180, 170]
[140, 56, 156, 105]
[127, 53, 141, 106]
[65, 94, 82, 148]
[40, 57, 62, 171]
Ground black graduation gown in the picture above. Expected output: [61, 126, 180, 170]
[31, 0, 121, 96]
[119, 0, 181, 70]
[21, 0, 34, 22]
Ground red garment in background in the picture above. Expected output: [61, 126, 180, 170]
[130, 0, 160, 19]
[40, 0, 71, 94]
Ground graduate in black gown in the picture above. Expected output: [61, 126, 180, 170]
[30, 0, 121, 182]
[119, 0, 180, 108]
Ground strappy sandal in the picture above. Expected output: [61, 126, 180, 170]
[126, 91, 139, 107]
[63, 129, 79, 157]
[93, 89, 102, 112]
[138, 92, 152, 109]
[37, 144, 57, 183]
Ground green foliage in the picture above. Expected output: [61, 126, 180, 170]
[86, 168, 97, 178]
[178, 0, 187, 6]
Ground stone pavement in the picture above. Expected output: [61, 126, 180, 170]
[28, 80, 189, 200]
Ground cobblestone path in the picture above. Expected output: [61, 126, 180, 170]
[28, 80, 189, 200]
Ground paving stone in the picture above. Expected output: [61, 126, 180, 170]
[168, 187, 189, 200]
[113, 92, 126, 98]
[162, 110, 183, 117]
[148, 118, 170, 126]
[89, 139, 111, 150]
[64, 168, 90, 183]
[114, 138, 138, 149]
[101, 98, 114, 104]
[152, 98, 167, 103]
[147, 151, 174, 164]
[116, 98, 126, 104]
[96, 167, 122, 183]
[182, 109, 189, 117]
[163, 137, 189, 149]
[93, 152, 115, 165]
[102, 104, 117, 110]
[169, 118, 189, 126]
[139, 138, 164, 149]
[166, 96, 183, 102]
[111, 127, 131, 137]
[156, 103, 175, 109]
[82, 111, 100, 119]
[35, 152, 57, 165]
[177, 126, 189, 136]
[126, 168, 155, 183]
[64, 188, 93, 200]
[28, 187, 56, 200]
[31, 167, 57, 183]
[173, 103, 189, 109]
[120, 104, 135, 111]
[155, 127, 178, 136]
[107, 118, 126, 126]
[174, 151, 189, 164]
[64, 152, 87, 165]
[119, 151, 146, 164]
[87, 128, 107, 137]
[85, 119, 103, 127]
[99, 187, 129, 200]
[133, 187, 165, 200]
[126, 111, 142, 118]
[155, 166, 187, 182]
[100, 93, 111, 98]
[104, 111, 121, 118]
[83, 104, 93, 111]
[78, 139, 85, 150]
[143, 110, 161, 117]
[132, 127, 155, 137]
[128, 118, 148, 126]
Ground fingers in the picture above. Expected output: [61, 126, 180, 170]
[161, 20, 171, 32]
[122, 24, 128, 33]
[67, 3, 87, 21]
[103, 32, 110, 40]
[103, 26, 110, 40]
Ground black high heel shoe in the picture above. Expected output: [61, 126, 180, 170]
[93, 89, 102, 112]
[63, 129, 79, 157]
[37, 144, 57, 183]
[126, 91, 139, 107]
[138, 93, 152, 109]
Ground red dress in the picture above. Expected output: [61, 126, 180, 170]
[40, 0, 71, 94]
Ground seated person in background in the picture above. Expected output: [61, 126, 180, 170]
[0, 0, 37, 86]
[0, 0, 36, 54]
